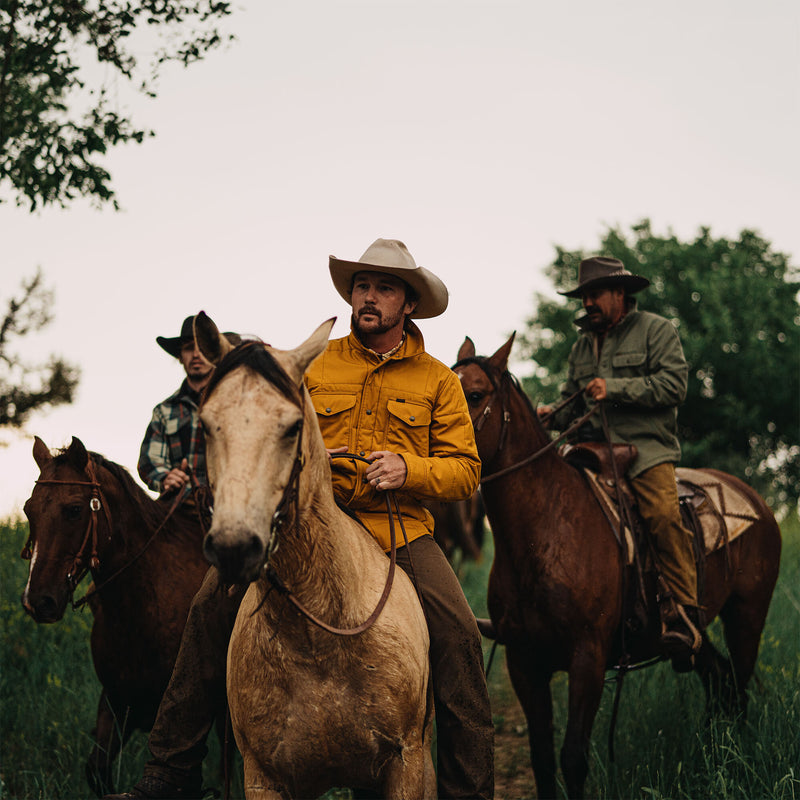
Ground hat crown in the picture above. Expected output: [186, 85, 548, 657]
[357, 239, 418, 272]
[577, 257, 629, 285]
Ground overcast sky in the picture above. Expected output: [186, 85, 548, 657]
[2, 0, 798, 516]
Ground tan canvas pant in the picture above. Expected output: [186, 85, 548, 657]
[145, 534, 494, 799]
[631, 462, 698, 607]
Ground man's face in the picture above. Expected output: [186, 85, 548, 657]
[179, 340, 213, 381]
[581, 286, 626, 331]
[351, 271, 417, 337]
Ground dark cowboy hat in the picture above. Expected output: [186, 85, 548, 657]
[157, 315, 241, 358]
[558, 256, 650, 298]
[329, 238, 449, 319]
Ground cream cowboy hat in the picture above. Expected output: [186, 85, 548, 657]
[558, 256, 650, 298]
[329, 238, 449, 319]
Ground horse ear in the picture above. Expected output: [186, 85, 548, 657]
[66, 437, 89, 471]
[488, 332, 516, 372]
[194, 311, 233, 365]
[457, 337, 475, 361]
[32, 436, 53, 470]
[283, 317, 337, 383]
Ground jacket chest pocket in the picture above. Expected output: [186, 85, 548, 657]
[611, 350, 647, 374]
[311, 393, 358, 448]
[385, 399, 431, 456]
[164, 415, 194, 460]
[572, 361, 596, 384]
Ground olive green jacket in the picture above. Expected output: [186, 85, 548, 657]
[552, 305, 688, 478]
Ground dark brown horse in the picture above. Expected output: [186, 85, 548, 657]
[453, 335, 782, 799]
[21, 436, 209, 797]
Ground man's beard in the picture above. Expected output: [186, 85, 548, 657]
[580, 307, 611, 333]
[352, 305, 405, 335]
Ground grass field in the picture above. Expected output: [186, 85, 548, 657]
[1, 514, 798, 799]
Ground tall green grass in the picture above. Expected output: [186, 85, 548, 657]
[457, 514, 800, 799]
[2, 515, 798, 799]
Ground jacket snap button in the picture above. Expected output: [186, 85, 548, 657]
[366, 409, 372, 415]
[410, 416, 415, 421]
[325, 407, 331, 413]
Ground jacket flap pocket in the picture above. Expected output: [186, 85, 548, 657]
[312, 393, 357, 417]
[387, 400, 431, 427]
[612, 351, 646, 368]
[164, 417, 189, 435]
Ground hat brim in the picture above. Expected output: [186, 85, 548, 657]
[329, 256, 449, 319]
[157, 332, 240, 358]
[558, 274, 650, 298]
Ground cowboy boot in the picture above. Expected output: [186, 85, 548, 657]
[659, 594, 702, 663]
[103, 774, 205, 800]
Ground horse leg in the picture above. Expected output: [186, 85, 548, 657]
[382, 745, 437, 800]
[716, 591, 770, 717]
[692, 634, 737, 717]
[240, 750, 283, 800]
[560, 647, 606, 800]
[85, 690, 129, 797]
[506, 646, 557, 799]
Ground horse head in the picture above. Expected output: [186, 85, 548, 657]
[453, 333, 517, 463]
[22, 436, 103, 622]
[195, 311, 336, 584]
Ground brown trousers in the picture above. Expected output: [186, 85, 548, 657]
[631, 462, 698, 607]
[145, 534, 494, 799]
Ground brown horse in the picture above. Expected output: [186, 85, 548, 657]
[21, 436, 208, 797]
[453, 335, 782, 800]
[195, 315, 435, 799]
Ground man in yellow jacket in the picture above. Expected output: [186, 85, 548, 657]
[308, 238, 494, 799]
[106, 240, 494, 800]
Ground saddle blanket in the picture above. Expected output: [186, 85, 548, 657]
[585, 467, 761, 565]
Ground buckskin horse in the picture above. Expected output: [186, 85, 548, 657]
[21, 436, 208, 796]
[194, 313, 435, 799]
[453, 334, 781, 800]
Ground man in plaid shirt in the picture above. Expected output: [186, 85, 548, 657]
[138, 315, 239, 497]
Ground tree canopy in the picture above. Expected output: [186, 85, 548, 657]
[519, 220, 800, 510]
[0, 0, 233, 210]
[0, 269, 80, 430]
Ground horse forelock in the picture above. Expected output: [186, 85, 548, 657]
[204, 341, 301, 408]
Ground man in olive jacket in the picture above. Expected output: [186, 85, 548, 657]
[541, 256, 702, 660]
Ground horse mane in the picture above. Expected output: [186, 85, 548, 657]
[204, 341, 301, 407]
[53, 448, 182, 537]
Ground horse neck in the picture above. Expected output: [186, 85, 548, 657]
[262, 411, 361, 619]
[480, 377, 584, 557]
[90, 458, 174, 572]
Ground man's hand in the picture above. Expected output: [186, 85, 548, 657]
[162, 458, 190, 494]
[326, 445, 349, 461]
[365, 451, 407, 491]
[584, 378, 608, 401]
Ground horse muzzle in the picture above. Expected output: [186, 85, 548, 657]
[203, 524, 267, 585]
[21, 588, 68, 624]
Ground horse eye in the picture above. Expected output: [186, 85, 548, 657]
[286, 420, 302, 439]
[63, 504, 83, 521]
[466, 392, 485, 407]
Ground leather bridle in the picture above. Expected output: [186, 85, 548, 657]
[22, 458, 112, 599]
[454, 358, 597, 484]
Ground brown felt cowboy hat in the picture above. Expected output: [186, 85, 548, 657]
[157, 315, 241, 358]
[559, 256, 650, 298]
[329, 238, 449, 319]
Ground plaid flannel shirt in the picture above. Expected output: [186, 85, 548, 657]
[137, 380, 207, 494]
